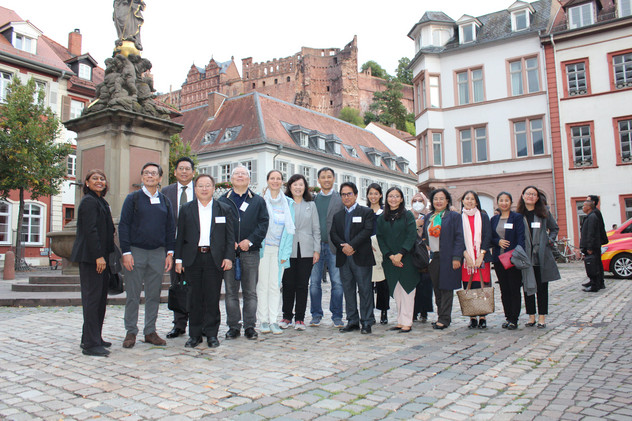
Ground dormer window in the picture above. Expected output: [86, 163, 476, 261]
[363, 148, 382, 166]
[309, 131, 326, 151]
[460, 23, 476, 43]
[325, 135, 342, 155]
[299, 132, 308, 147]
[569, 3, 595, 29]
[396, 157, 410, 173]
[14, 33, 36, 53]
[78, 63, 92, 80]
[512, 10, 529, 31]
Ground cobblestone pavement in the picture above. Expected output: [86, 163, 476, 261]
[0, 262, 630, 420]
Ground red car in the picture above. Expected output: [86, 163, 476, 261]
[602, 237, 632, 279]
[607, 217, 632, 241]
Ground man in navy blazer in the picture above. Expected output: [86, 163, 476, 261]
[175, 174, 235, 348]
[162, 157, 196, 339]
[330, 182, 376, 334]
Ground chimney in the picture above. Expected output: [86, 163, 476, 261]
[68, 29, 82, 56]
[208, 92, 226, 118]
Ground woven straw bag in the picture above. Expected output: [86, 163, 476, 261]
[456, 269, 494, 317]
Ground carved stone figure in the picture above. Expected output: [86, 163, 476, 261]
[113, 0, 146, 51]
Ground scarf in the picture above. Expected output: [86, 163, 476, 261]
[264, 189, 295, 235]
[428, 210, 444, 237]
[462, 207, 482, 275]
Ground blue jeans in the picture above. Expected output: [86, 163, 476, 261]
[309, 242, 343, 321]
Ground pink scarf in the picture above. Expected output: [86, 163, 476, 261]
[462, 208, 481, 274]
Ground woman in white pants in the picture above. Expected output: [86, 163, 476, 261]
[257, 170, 295, 334]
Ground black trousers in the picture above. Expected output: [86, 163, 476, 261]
[79, 262, 109, 349]
[282, 249, 313, 322]
[374, 280, 390, 311]
[186, 252, 223, 338]
[169, 268, 188, 330]
[413, 271, 433, 316]
[495, 263, 522, 324]
[428, 253, 454, 326]
[524, 265, 548, 315]
[584, 248, 603, 288]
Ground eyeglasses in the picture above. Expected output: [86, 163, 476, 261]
[142, 171, 159, 176]
[341, 192, 355, 198]
[524, 192, 538, 197]
[197, 184, 214, 190]
[177, 166, 192, 171]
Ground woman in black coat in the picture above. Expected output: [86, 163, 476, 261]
[70, 170, 115, 357]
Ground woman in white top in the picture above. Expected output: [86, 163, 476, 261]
[366, 183, 389, 324]
[257, 170, 295, 334]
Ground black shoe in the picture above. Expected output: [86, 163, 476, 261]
[339, 324, 360, 332]
[537, 323, 546, 329]
[244, 327, 258, 340]
[432, 322, 447, 330]
[185, 336, 203, 348]
[468, 318, 478, 329]
[207, 337, 220, 348]
[361, 324, 372, 334]
[502, 321, 509, 329]
[526, 320, 536, 327]
[478, 319, 487, 329]
[388, 326, 402, 331]
[380, 311, 388, 325]
[225, 328, 241, 340]
[507, 322, 518, 330]
[101, 340, 112, 348]
[167, 327, 186, 339]
[582, 281, 591, 287]
[399, 327, 412, 333]
[82, 345, 110, 357]
[600, 282, 606, 289]
[583, 286, 599, 292]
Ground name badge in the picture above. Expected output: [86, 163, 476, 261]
[531, 222, 541, 229]
[239, 202, 249, 212]
[150, 197, 160, 205]
[215, 216, 226, 224]
[352, 216, 362, 223]
[504, 223, 513, 229]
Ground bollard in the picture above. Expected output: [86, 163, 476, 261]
[3, 250, 15, 280]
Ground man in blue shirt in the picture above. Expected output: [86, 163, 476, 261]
[119, 162, 176, 348]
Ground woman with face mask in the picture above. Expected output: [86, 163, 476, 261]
[411, 192, 433, 323]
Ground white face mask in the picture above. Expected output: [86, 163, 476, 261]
[412, 202, 424, 212]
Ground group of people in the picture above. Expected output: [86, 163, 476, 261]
[72, 157, 581, 357]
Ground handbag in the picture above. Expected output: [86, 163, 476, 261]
[456, 269, 495, 317]
[107, 245, 124, 295]
[168, 272, 189, 314]
[498, 249, 515, 269]
[411, 235, 430, 270]
[584, 253, 600, 278]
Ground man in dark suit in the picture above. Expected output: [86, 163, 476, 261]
[162, 157, 196, 339]
[175, 174, 235, 348]
[580, 196, 607, 292]
[330, 182, 376, 334]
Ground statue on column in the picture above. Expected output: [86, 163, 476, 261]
[113, 0, 146, 52]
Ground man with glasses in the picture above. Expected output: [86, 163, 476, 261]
[218, 166, 269, 340]
[119, 162, 175, 348]
[162, 157, 196, 339]
[330, 182, 376, 334]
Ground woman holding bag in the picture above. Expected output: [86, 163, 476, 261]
[460, 190, 493, 329]
[517, 186, 560, 329]
[411, 192, 433, 323]
[70, 169, 115, 357]
[491, 192, 525, 330]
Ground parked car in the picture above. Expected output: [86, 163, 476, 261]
[601, 237, 632, 279]
[607, 217, 632, 241]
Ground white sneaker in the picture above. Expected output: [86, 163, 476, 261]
[278, 319, 292, 329]
[260, 322, 271, 333]
[270, 323, 283, 334]
[295, 321, 306, 331]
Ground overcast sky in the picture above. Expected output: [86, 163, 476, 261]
[5, 0, 516, 93]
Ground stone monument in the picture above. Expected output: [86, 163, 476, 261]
[48, 2, 182, 274]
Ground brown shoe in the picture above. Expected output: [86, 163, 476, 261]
[122, 332, 136, 348]
[144, 332, 166, 346]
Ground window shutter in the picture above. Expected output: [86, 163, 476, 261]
[61, 95, 71, 122]
[211, 166, 219, 179]
[289, 163, 295, 175]
[250, 160, 257, 183]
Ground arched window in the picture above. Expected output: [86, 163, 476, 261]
[21, 203, 44, 245]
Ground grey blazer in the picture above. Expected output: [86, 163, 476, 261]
[318, 191, 344, 253]
[291, 200, 321, 258]
[525, 211, 561, 283]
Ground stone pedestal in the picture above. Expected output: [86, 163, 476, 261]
[47, 109, 182, 274]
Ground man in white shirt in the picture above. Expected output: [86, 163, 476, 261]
[175, 174, 235, 348]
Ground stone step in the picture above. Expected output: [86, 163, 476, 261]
[11, 282, 171, 293]
[0, 290, 169, 307]
[28, 276, 80, 284]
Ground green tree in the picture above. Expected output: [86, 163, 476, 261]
[168, 133, 198, 184]
[338, 107, 365, 127]
[0, 77, 72, 269]
[360, 60, 389, 80]
[395, 57, 413, 85]
[365, 78, 412, 132]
